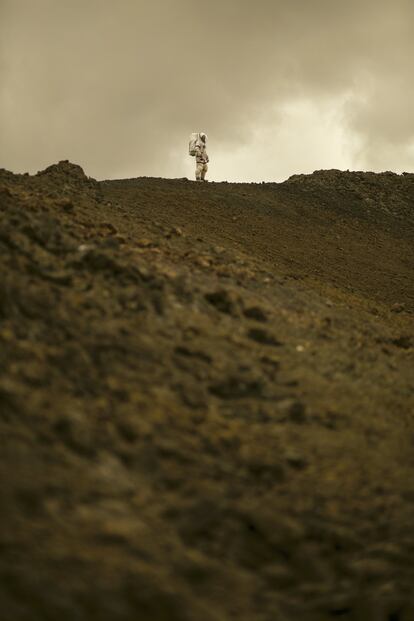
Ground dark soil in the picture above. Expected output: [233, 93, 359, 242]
[1, 160, 413, 620]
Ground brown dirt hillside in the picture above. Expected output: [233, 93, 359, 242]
[0, 161, 414, 621]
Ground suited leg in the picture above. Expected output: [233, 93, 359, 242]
[195, 162, 203, 181]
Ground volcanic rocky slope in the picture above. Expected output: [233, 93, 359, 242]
[1, 161, 414, 621]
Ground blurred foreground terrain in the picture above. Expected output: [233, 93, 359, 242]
[1, 161, 414, 620]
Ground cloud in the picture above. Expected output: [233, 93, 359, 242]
[1, 0, 413, 180]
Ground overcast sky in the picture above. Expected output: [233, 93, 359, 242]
[1, 0, 414, 182]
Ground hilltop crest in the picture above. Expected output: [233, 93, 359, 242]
[1, 162, 413, 620]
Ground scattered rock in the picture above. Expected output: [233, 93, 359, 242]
[174, 346, 212, 363]
[136, 238, 155, 248]
[209, 376, 265, 399]
[174, 227, 183, 236]
[276, 399, 307, 423]
[260, 354, 280, 369]
[205, 289, 238, 315]
[247, 327, 281, 346]
[53, 410, 95, 456]
[57, 198, 74, 212]
[391, 303, 406, 313]
[390, 335, 412, 349]
[195, 256, 212, 268]
[243, 305, 268, 322]
[284, 450, 308, 470]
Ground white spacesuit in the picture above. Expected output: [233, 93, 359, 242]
[194, 133, 209, 181]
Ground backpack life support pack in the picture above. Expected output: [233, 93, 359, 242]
[189, 133, 201, 157]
